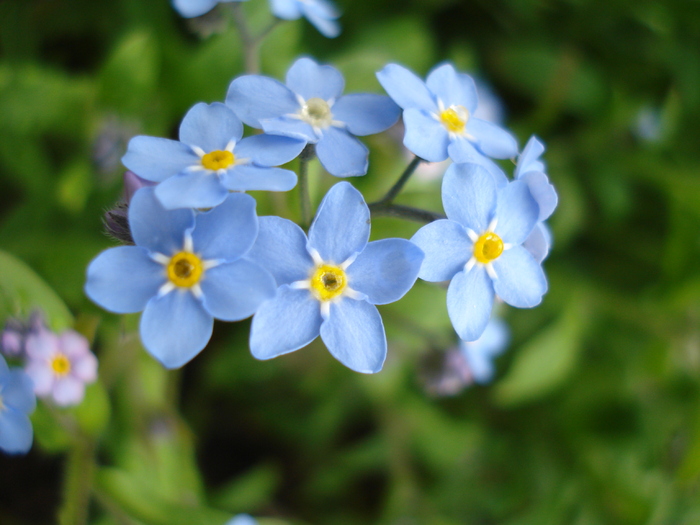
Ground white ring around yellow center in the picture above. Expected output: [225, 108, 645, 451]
[201, 150, 235, 171]
[167, 252, 204, 288]
[439, 105, 469, 134]
[51, 353, 71, 377]
[310, 264, 347, 301]
[300, 97, 333, 128]
[473, 232, 504, 264]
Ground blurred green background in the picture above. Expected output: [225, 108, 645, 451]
[2, 0, 700, 523]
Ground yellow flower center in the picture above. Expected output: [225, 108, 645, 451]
[51, 354, 71, 377]
[473, 232, 504, 264]
[310, 264, 347, 301]
[201, 150, 235, 171]
[439, 105, 469, 134]
[167, 252, 204, 288]
[300, 97, 333, 128]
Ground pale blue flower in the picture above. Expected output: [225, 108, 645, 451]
[376, 63, 518, 164]
[0, 354, 35, 455]
[85, 187, 276, 369]
[411, 163, 547, 341]
[460, 317, 509, 384]
[226, 515, 257, 525]
[172, 0, 246, 18]
[122, 102, 305, 210]
[269, 0, 341, 38]
[227, 57, 401, 177]
[246, 182, 423, 373]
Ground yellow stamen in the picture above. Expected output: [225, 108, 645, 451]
[51, 354, 71, 377]
[310, 264, 347, 301]
[300, 97, 333, 128]
[439, 105, 469, 134]
[167, 252, 204, 288]
[473, 232, 504, 264]
[201, 150, 235, 171]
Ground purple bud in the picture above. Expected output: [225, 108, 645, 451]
[1, 327, 23, 356]
[123, 171, 156, 204]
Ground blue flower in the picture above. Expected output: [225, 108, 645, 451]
[460, 317, 509, 384]
[0, 354, 35, 455]
[515, 136, 558, 263]
[376, 63, 518, 164]
[226, 57, 401, 177]
[122, 102, 305, 210]
[85, 187, 276, 369]
[269, 0, 341, 38]
[411, 163, 547, 341]
[225, 515, 257, 525]
[172, 0, 246, 18]
[245, 182, 424, 373]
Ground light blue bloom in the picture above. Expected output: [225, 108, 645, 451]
[269, 0, 341, 38]
[515, 136, 558, 262]
[122, 102, 305, 210]
[460, 317, 509, 384]
[172, 0, 246, 18]
[225, 515, 257, 525]
[376, 63, 518, 164]
[246, 182, 424, 373]
[411, 163, 547, 342]
[85, 187, 276, 369]
[226, 57, 401, 177]
[0, 354, 35, 455]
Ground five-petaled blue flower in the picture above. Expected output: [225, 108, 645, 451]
[0, 354, 35, 455]
[226, 57, 401, 177]
[411, 163, 547, 342]
[376, 63, 518, 164]
[85, 187, 276, 369]
[245, 182, 424, 373]
[269, 0, 341, 38]
[122, 102, 305, 210]
[172, 0, 246, 18]
[460, 317, 509, 384]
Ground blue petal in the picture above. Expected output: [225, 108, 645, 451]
[460, 318, 509, 384]
[269, 0, 302, 19]
[122, 136, 198, 182]
[0, 408, 33, 454]
[226, 76, 299, 128]
[3, 370, 36, 414]
[521, 171, 558, 221]
[426, 63, 478, 114]
[0, 356, 7, 376]
[192, 193, 258, 261]
[320, 299, 386, 373]
[234, 134, 306, 166]
[179, 102, 243, 152]
[523, 222, 551, 263]
[221, 165, 297, 192]
[403, 108, 449, 162]
[85, 246, 164, 314]
[172, 0, 218, 18]
[200, 259, 276, 321]
[308, 182, 369, 264]
[303, 0, 340, 19]
[494, 179, 539, 245]
[410, 219, 472, 282]
[154, 171, 229, 210]
[249, 286, 322, 359]
[315, 127, 368, 177]
[447, 267, 494, 342]
[376, 64, 437, 111]
[492, 246, 547, 308]
[140, 290, 213, 369]
[286, 57, 344, 101]
[261, 116, 317, 142]
[331, 94, 400, 136]
[447, 136, 484, 164]
[129, 187, 195, 254]
[302, 4, 341, 37]
[245, 216, 314, 285]
[442, 163, 496, 233]
[515, 135, 546, 178]
[346, 239, 424, 305]
[466, 118, 519, 159]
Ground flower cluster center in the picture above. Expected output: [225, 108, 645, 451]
[167, 252, 204, 288]
[473, 232, 504, 264]
[310, 264, 347, 301]
[51, 353, 71, 377]
[440, 105, 469, 134]
[202, 150, 235, 171]
[301, 97, 333, 128]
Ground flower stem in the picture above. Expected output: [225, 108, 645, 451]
[229, 3, 260, 74]
[376, 156, 423, 205]
[368, 202, 444, 223]
[298, 144, 315, 229]
[58, 434, 96, 525]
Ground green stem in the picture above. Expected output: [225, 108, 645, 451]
[229, 3, 260, 74]
[376, 156, 423, 205]
[369, 202, 444, 223]
[58, 435, 96, 525]
[298, 144, 315, 229]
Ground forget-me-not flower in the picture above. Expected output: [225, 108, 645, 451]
[225, 515, 257, 525]
[376, 63, 518, 164]
[411, 163, 547, 342]
[226, 57, 401, 177]
[246, 182, 424, 373]
[85, 187, 276, 369]
[0, 354, 35, 455]
[269, 0, 341, 38]
[460, 317, 509, 384]
[172, 0, 246, 18]
[122, 102, 305, 210]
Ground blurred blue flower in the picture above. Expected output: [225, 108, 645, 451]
[246, 182, 423, 373]
[85, 187, 276, 369]
[411, 163, 547, 341]
[122, 102, 305, 209]
[0, 354, 35, 455]
[227, 57, 401, 177]
[172, 0, 246, 18]
[376, 63, 518, 164]
[226, 514, 258, 525]
[269, 0, 341, 38]
[460, 317, 509, 384]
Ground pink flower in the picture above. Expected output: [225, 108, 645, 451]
[24, 329, 98, 407]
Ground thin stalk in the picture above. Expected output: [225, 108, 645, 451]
[375, 156, 422, 205]
[58, 435, 96, 525]
[369, 202, 444, 223]
[298, 145, 315, 229]
[229, 3, 260, 74]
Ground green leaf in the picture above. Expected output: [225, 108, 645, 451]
[71, 381, 111, 438]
